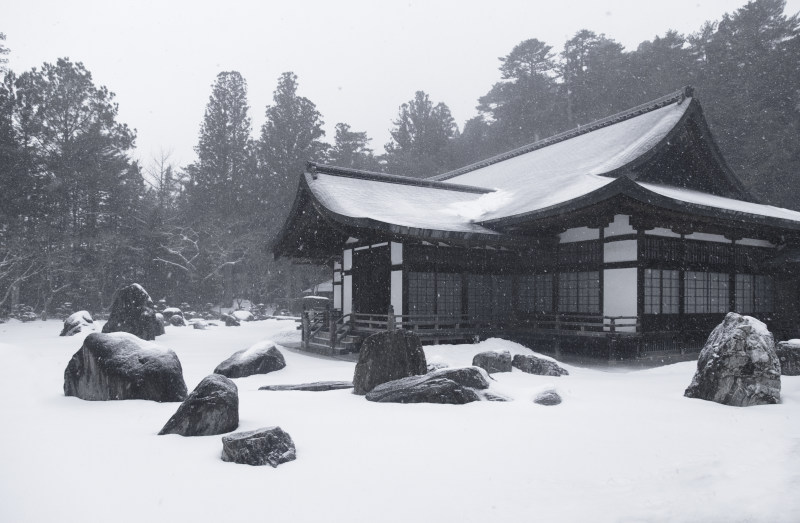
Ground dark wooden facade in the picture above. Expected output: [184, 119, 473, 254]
[275, 87, 800, 360]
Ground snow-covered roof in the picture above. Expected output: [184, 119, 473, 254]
[275, 87, 800, 259]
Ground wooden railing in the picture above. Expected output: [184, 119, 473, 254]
[349, 311, 640, 335]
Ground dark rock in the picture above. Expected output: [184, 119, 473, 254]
[60, 310, 95, 336]
[776, 341, 800, 376]
[478, 390, 512, 402]
[159, 374, 238, 436]
[534, 389, 562, 406]
[512, 354, 569, 376]
[64, 332, 187, 402]
[685, 313, 781, 406]
[430, 366, 491, 389]
[259, 381, 353, 391]
[221, 427, 296, 467]
[214, 342, 286, 379]
[222, 314, 240, 327]
[353, 330, 426, 395]
[101, 284, 164, 340]
[366, 375, 480, 404]
[169, 314, 187, 327]
[162, 307, 183, 321]
[472, 350, 512, 373]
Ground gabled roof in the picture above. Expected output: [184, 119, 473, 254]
[274, 87, 800, 260]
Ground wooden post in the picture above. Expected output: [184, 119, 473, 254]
[302, 312, 310, 350]
[387, 305, 395, 331]
[329, 310, 337, 351]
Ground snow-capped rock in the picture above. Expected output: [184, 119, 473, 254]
[685, 312, 781, 406]
[59, 310, 95, 336]
[159, 374, 238, 436]
[214, 341, 286, 378]
[64, 332, 187, 402]
[221, 427, 296, 467]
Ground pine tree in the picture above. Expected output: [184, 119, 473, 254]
[384, 90, 457, 177]
[327, 123, 379, 170]
[258, 72, 326, 229]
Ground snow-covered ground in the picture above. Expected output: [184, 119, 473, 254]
[1, 319, 798, 523]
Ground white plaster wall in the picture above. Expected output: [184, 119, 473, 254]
[559, 226, 599, 243]
[645, 227, 681, 238]
[343, 249, 352, 271]
[685, 232, 731, 244]
[738, 238, 775, 248]
[604, 215, 634, 237]
[391, 270, 403, 315]
[604, 240, 637, 263]
[603, 268, 637, 332]
[333, 284, 342, 311]
[391, 242, 403, 265]
[343, 275, 352, 316]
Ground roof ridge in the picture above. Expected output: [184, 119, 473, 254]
[431, 85, 695, 182]
[307, 162, 493, 194]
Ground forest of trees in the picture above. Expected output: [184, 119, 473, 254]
[0, 0, 798, 317]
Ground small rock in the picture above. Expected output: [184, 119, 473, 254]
[429, 366, 491, 389]
[426, 362, 449, 373]
[192, 320, 209, 330]
[776, 341, 800, 376]
[222, 314, 240, 327]
[221, 427, 296, 467]
[472, 350, 512, 373]
[259, 381, 353, 391]
[169, 314, 187, 327]
[231, 310, 254, 322]
[512, 354, 569, 377]
[214, 342, 286, 379]
[159, 374, 238, 436]
[534, 389, 562, 406]
[60, 310, 95, 336]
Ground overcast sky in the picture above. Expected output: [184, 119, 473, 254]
[5, 0, 799, 170]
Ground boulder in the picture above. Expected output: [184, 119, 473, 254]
[430, 366, 491, 389]
[534, 389, 562, 406]
[231, 310, 254, 322]
[472, 350, 512, 373]
[60, 310, 95, 336]
[221, 427, 296, 467]
[161, 307, 183, 321]
[512, 354, 569, 377]
[101, 284, 164, 340]
[685, 313, 781, 406]
[221, 314, 240, 327]
[159, 374, 238, 436]
[192, 320, 209, 330]
[776, 341, 800, 376]
[259, 381, 353, 391]
[64, 332, 187, 402]
[169, 314, 187, 327]
[214, 341, 286, 378]
[353, 330, 426, 395]
[365, 375, 480, 404]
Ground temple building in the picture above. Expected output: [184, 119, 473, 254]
[274, 87, 800, 359]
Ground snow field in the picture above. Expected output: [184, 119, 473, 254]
[0, 319, 798, 523]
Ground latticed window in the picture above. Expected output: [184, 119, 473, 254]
[685, 271, 729, 314]
[519, 274, 553, 314]
[644, 269, 679, 314]
[436, 273, 462, 318]
[408, 272, 435, 316]
[558, 271, 600, 313]
[467, 274, 493, 319]
[735, 274, 774, 314]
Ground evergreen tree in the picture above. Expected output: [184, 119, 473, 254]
[384, 90, 457, 177]
[477, 38, 562, 150]
[327, 123, 379, 170]
[186, 71, 254, 221]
